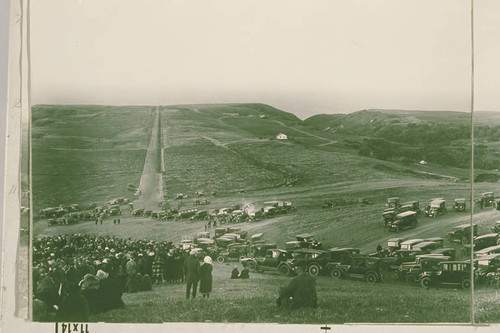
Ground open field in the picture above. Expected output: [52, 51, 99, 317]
[31, 104, 500, 323]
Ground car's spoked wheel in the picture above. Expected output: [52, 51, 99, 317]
[405, 274, 416, 284]
[279, 265, 291, 276]
[247, 262, 257, 272]
[365, 272, 378, 284]
[461, 278, 471, 290]
[331, 268, 342, 279]
[308, 264, 320, 277]
[420, 276, 431, 288]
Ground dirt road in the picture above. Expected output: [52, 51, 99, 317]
[134, 107, 162, 210]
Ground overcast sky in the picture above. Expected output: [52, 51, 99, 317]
[29, 0, 498, 119]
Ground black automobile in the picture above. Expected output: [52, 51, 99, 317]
[291, 249, 330, 276]
[418, 261, 474, 289]
[325, 255, 382, 284]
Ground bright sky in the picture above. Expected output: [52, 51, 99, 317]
[29, 0, 496, 119]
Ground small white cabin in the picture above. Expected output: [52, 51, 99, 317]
[276, 133, 288, 140]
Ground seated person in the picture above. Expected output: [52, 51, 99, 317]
[230, 267, 239, 279]
[238, 268, 249, 279]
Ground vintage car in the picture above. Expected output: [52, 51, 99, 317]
[291, 249, 330, 276]
[412, 241, 441, 253]
[397, 254, 450, 283]
[387, 211, 418, 232]
[296, 233, 322, 249]
[424, 199, 446, 218]
[215, 227, 229, 238]
[216, 244, 250, 263]
[424, 237, 444, 246]
[327, 248, 361, 264]
[469, 233, 500, 253]
[285, 241, 303, 252]
[475, 244, 500, 258]
[452, 198, 467, 212]
[399, 239, 425, 251]
[418, 261, 473, 289]
[326, 255, 382, 283]
[385, 197, 401, 209]
[382, 209, 398, 227]
[215, 236, 237, 248]
[240, 249, 296, 275]
[477, 192, 495, 208]
[429, 247, 456, 260]
[250, 242, 277, 257]
[400, 201, 421, 215]
[447, 223, 478, 245]
[476, 253, 500, 284]
[387, 237, 408, 251]
[250, 232, 264, 243]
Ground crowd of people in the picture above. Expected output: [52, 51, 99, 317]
[32, 234, 191, 321]
[32, 232, 316, 321]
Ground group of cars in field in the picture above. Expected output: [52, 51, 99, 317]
[381, 193, 498, 233]
[41, 198, 128, 226]
[175, 215, 500, 291]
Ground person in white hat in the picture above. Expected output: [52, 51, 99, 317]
[96, 269, 109, 280]
[199, 256, 213, 298]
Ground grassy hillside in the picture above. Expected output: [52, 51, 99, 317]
[31, 105, 154, 210]
[90, 262, 471, 324]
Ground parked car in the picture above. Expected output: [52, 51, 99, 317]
[387, 211, 418, 232]
[399, 239, 424, 250]
[475, 244, 500, 258]
[387, 237, 408, 251]
[447, 223, 478, 245]
[412, 241, 441, 253]
[424, 199, 446, 218]
[382, 209, 398, 227]
[400, 201, 421, 215]
[216, 244, 250, 263]
[291, 249, 330, 276]
[398, 254, 450, 283]
[327, 247, 361, 263]
[476, 253, 500, 284]
[385, 197, 401, 209]
[250, 242, 277, 257]
[469, 233, 500, 253]
[477, 192, 495, 208]
[418, 261, 473, 289]
[240, 249, 296, 275]
[326, 255, 382, 283]
[295, 233, 322, 249]
[429, 247, 456, 260]
[452, 198, 467, 212]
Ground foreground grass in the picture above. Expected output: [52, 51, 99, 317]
[474, 289, 500, 323]
[91, 264, 471, 324]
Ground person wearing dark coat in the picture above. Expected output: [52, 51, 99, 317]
[57, 283, 89, 322]
[183, 250, 200, 299]
[199, 256, 213, 298]
[230, 266, 239, 279]
[277, 272, 317, 309]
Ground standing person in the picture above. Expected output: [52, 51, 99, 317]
[199, 256, 213, 298]
[183, 250, 200, 299]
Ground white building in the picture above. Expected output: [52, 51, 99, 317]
[276, 133, 288, 140]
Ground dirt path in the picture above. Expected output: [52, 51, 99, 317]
[134, 107, 162, 210]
